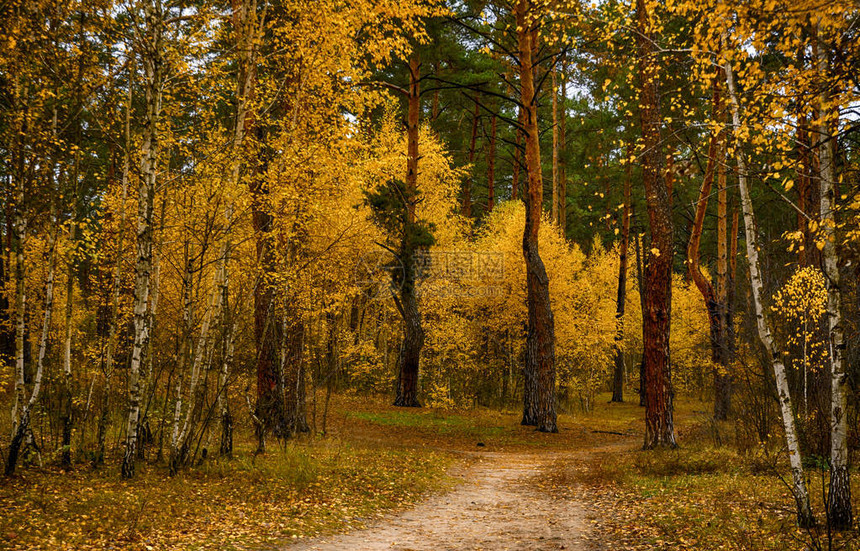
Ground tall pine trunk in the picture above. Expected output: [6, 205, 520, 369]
[517, 0, 556, 433]
[636, 0, 676, 449]
[394, 53, 425, 408]
[234, 0, 284, 450]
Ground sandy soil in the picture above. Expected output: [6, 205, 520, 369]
[285, 451, 590, 551]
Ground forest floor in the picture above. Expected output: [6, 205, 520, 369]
[2, 393, 859, 550]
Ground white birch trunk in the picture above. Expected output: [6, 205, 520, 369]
[60, 170, 78, 465]
[173, 288, 217, 460]
[30, 214, 58, 414]
[6, 195, 59, 475]
[724, 51, 814, 527]
[170, 249, 195, 451]
[216, 208, 235, 456]
[10, 161, 27, 436]
[122, 0, 163, 478]
[818, 25, 851, 528]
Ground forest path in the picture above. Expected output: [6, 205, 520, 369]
[284, 442, 625, 551]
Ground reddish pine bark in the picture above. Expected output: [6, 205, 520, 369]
[636, 0, 676, 449]
[687, 75, 733, 420]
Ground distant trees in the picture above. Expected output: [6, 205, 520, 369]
[0, 6, 858, 539]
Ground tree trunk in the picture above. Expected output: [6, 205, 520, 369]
[634, 230, 646, 407]
[10, 133, 27, 451]
[169, 244, 194, 457]
[394, 53, 425, 408]
[216, 0, 258, 456]
[517, 0, 557, 433]
[171, 264, 219, 473]
[552, 64, 559, 224]
[724, 49, 814, 528]
[218, 315, 235, 457]
[714, 134, 733, 421]
[122, 0, 162, 479]
[687, 74, 732, 421]
[6, 188, 58, 476]
[636, 0, 676, 449]
[558, 61, 567, 230]
[283, 316, 309, 432]
[60, 180, 78, 468]
[463, 97, 479, 218]
[96, 76, 132, 466]
[818, 28, 851, 529]
[611, 144, 632, 403]
[233, 0, 283, 449]
[487, 111, 496, 213]
[218, 213, 235, 457]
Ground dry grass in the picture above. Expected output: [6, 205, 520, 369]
[561, 395, 860, 551]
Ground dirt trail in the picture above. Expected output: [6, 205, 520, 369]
[286, 450, 595, 551]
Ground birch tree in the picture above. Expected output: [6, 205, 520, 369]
[122, 0, 164, 479]
[724, 47, 814, 528]
[817, 23, 851, 529]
